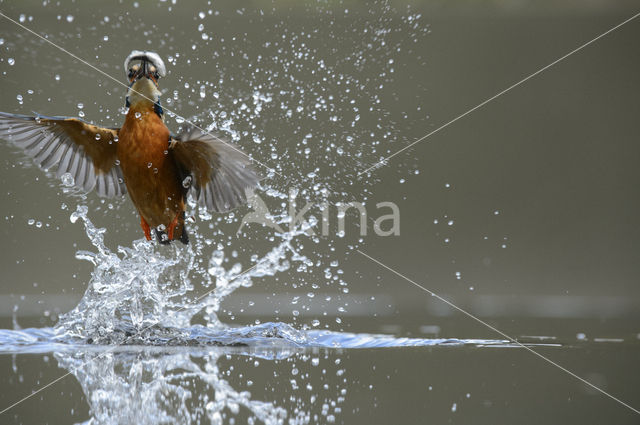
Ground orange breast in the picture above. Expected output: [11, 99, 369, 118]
[117, 105, 184, 227]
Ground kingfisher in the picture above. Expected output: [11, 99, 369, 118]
[0, 50, 258, 244]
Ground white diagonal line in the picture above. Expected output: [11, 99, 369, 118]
[0, 261, 259, 416]
[356, 249, 640, 415]
[358, 11, 640, 176]
[0, 372, 73, 416]
[0, 11, 281, 177]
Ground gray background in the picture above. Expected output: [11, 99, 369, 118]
[0, 0, 638, 334]
[1, 1, 640, 424]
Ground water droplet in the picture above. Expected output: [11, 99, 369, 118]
[66, 15, 74, 23]
[135, 112, 142, 119]
[182, 176, 192, 188]
[95, 134, 101, 140]
[7, 58, 15, 66]
[16, 94, 23, 105]
[77, 103, 84, 109]
[61, 173, 75, 187]
[147, 162, 152, 168]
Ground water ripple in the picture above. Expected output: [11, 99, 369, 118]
[0, 324, 518, 355]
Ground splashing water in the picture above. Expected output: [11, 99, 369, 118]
[55, 349, 291, 425]
[0, 203, 534, 424]
[5, 199, 517, 352]
[0, 203, 519, 425]
[54, 203, 312, 346]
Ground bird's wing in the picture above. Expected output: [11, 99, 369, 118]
[170, 128, 259, 212]
[0, 111, 127, 197]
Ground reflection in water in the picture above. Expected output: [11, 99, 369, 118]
[3, 326, 509, 425]
[55, 348, 293, 425]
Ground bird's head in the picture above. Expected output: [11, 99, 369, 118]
[124, 50, 166, 108]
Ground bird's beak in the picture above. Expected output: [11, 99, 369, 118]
[140, 59, 149, 79]
[127, 58, 159, 87]
[125, 50, 166, 86]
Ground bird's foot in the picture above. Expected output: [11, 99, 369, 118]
[140, 216, 152, 241]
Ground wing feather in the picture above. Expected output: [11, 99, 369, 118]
[0, 111, 127, 197]
[170, 128, 259, 212]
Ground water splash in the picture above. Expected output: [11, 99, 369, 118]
[56, 349, 290, 425]
[55, 203, 311, 346]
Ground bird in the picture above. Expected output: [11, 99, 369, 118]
[0, 50, 259, 245]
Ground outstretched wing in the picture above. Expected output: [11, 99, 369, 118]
[170, 128, 259, 212]
[0, 112, 127, 197]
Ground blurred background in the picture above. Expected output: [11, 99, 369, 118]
[0, 0, 639, 340]
[1, 1, 640, 424]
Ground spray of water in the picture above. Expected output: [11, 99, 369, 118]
[54, 200, 314, 346]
